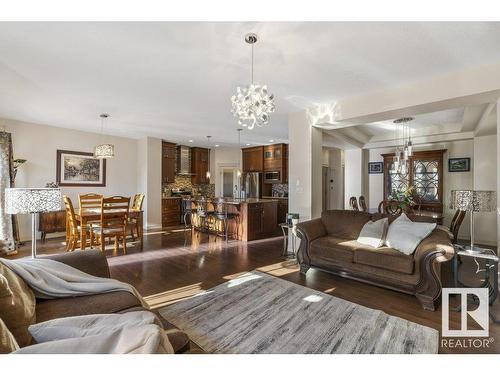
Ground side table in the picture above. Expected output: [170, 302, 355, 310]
[279, 223, 297, 259]
[453, 245, 499, 323]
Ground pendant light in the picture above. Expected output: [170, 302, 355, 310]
[236, 129, 243, 178]
[206, 136, 212, 180]
[231, 33, 276, 130]
[94, 114, 114, 158]
[392, 117, 414, 174]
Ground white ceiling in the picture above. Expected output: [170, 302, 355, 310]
[1, 22, 500, 146]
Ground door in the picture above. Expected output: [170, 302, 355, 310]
[221, 168, 236, 198]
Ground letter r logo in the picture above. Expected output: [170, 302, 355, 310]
[442, 288, 489, 337]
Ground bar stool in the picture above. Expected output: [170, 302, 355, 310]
[211, 198, 240, 241]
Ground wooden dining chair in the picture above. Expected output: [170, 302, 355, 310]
[92, 196, 130, 253]
[377, 200, 402, 216]
[128, 193, 145, 240]
[449, 209, 466, 244]
[78, 193, 103, 248]
[63, 196, 81, 252]
[358, 196, 367, 212]
[349, 196, 359, 211]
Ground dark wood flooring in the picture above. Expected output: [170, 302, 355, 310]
[9, 227, 500, 354]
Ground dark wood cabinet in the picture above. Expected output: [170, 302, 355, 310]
[162, 141, 176, 184]
[191, 147, 210, 184]
[162, 197, 181, 227]
[39, 210, 66, 241]
[263, 143, 288, 184]
[242, 146, 263, 172]
[241, 201, 278, 241]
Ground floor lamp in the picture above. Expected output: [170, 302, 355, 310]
[5, 188, 62, 258]
[450, 190, 496, 253]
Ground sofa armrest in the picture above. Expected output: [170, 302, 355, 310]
[44, 250, 111, 279]
[414, 229, 455, 311]
[295, 218, 327, 273]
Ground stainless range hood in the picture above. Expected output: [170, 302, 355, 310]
[176, 145, 196, 176]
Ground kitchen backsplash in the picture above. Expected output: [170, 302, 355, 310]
[163, 175, 215, 198]
[271, 183, 288, 197]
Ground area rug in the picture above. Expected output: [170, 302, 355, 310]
[159, 271, 438, 354]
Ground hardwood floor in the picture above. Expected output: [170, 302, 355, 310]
[9, 227, 500, 354]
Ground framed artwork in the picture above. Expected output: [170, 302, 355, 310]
[448, 157, 470, 173]
[368, 162, 383, 174]
[56, 150, 106, 187]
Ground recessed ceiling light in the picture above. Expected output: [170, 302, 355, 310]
[215, 144, 220, 147]
[269, 139, 274, 142]
[188, 139, 193, 143]
[246, 143, 251, 146]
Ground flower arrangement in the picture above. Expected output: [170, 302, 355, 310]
[388, 186, 416, 210]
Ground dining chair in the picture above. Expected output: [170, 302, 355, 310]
[63, 196, 81, 252]
[378, 200, 402, 216]
[358, 196, 367, 212]
[78, 193, 103, 245]
[92, 196, 130, 253]
[349, 196, 359, 211]
[449, 209, 466, 244]
[128, 193, 145, 240]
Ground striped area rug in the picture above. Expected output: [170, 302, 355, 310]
[159, 271, 438, 354]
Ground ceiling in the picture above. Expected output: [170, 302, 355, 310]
[1, 22, 500, 146]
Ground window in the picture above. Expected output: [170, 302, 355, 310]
[382, 150, 445, 213]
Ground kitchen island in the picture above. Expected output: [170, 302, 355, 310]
[189, 197, 279, 242]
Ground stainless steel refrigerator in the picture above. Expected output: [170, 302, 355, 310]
[242, 172, 261, 198]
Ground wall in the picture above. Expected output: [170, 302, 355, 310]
[7, 118, 139, 240]
[473, 135, 497, 245]
[367, 140, 475, 240]
[288, 111, 323, 221]
[137, 137, 162, 230]
[328, 148, 344, 209]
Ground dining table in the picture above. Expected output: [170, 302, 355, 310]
[366, 207, 444, 225]
[66, 208, 144, 250]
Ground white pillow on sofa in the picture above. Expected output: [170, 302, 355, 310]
[357, 218, 388, 248]
[385, 213, 436, 255]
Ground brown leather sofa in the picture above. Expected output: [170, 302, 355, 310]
[295, 210, 454, 311]
[33, 250, 193, 353]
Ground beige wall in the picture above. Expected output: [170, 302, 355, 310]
[213, 147, 241, 197]
[7, 118, 139, 241]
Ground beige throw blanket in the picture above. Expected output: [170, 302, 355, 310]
[0, 257, 148, 308]
[14, 311, 173, 354]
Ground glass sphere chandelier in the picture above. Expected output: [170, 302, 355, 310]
[231, 33, 275, 130]
[94, 113, 115, 159]
[391, 117, 414, 175]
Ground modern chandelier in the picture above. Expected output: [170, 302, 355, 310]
[94, 113, 114, 159]
[391, 117, 414, 174]
[231, 33, 275, 130]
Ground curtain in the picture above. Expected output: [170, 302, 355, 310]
[0, 131, 15, 253]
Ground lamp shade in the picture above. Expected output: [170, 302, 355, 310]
[450, 190, 496, 212]
[94, 144, 114, 158]
[5, 188, 62, 214]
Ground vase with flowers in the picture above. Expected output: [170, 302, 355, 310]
[388, 186, 416, 212]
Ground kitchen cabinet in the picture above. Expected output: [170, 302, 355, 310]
[239, 200, 278, 241]
[191, 147, 210, 185]
[263, 143, 288, 184]
[277, 199, 288, 224]
[242, 146, 263, 172]
[162, 197, 181, 227]
[162, 141, 176, 184]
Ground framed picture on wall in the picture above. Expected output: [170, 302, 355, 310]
[448, 157, 470, 172]
[368, 162, 383, 174]
[56, 150, 106, 186]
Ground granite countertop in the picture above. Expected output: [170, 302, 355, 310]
[162, 196, 182, 199]
[224, 198, 279, 204]
[262, 196, 288, 200]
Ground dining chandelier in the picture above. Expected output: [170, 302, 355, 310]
[94, 113, 114, 159]
[231, 33, 275, 130]
[391, 117, 414, 174]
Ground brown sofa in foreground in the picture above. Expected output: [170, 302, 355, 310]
[295, 210, 454, 311]
[20, 250, 192, 353]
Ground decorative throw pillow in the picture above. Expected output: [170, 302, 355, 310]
[0, 317, 19, 353]
[0, 263, 36, 347]
[357, 218, 389, 248]
[385, 213, 437, 255]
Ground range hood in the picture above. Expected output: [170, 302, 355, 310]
[176, 145, 196, 176]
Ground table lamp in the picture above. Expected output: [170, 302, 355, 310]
[5, 188, 62, 258]
[450, 190, 496, 253]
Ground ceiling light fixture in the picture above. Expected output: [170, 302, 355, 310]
[231, 33, 275, 130]
[391, 117, 414, 175]
[188, 139, 193, 143]
[94, 114, 114, 159]
[236, 129, 243, 178]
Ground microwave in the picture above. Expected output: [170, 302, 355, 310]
[264, 170, 281, 183]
